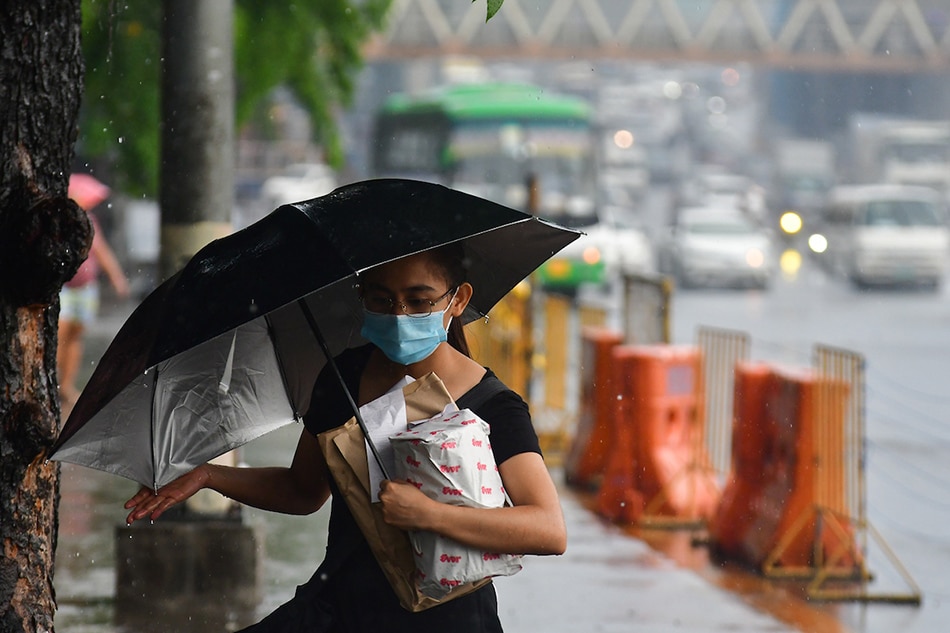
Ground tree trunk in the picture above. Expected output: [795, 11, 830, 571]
[0, 2, 85, 631]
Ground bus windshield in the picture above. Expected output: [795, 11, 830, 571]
[371, 83, 598, 228]
[449, 121, 596, 226]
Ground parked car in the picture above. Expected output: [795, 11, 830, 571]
[658, 206, 774, 289]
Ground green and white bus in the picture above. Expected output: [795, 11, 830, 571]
[371, 82, 603, 288]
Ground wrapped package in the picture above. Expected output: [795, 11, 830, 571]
[390, 408, 523, 599]
[317, 373, 492, 612]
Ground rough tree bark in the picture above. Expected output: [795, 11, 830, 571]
[0, 1, 86, 631]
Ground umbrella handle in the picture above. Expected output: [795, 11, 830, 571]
[296, 300, 391, 480]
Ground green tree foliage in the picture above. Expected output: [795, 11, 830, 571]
[79, 0, 390, 196]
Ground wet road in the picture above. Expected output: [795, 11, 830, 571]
[668, 253, 950, 633]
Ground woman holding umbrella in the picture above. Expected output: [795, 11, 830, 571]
[124, 243, 567, 632]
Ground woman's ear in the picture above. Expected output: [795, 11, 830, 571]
[451, 282, 473, 318]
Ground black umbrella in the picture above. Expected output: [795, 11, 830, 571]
[50, 178, 581, 490]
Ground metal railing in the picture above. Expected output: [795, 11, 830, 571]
[368, 0, 950, 71]
[696, 326, 750, 478]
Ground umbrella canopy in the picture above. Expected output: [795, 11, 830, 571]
[50, 178, 581, 489]
[69, 173, 111, 210]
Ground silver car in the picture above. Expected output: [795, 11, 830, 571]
[660, 206, 774, 290]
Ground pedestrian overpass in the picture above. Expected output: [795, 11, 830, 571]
[366, 0, 950, 72]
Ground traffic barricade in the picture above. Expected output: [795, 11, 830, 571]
[707, 361, 776, 563]
[564, 327, 624, 490]
[710, 362, 855, 569]
[465, 281, 532, 399]
[529, 291, 608, 465]
[597, 344, 720, 527]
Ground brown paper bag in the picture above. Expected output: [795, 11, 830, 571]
[316, 372, 491, 612]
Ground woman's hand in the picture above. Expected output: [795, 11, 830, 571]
[124, 465, 211, 525]
[378, 479, 438, 531]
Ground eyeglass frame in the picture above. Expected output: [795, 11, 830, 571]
[358, 286, 458, 318]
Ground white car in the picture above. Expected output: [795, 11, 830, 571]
[660, 206, 773, 290]
[260, 163, 337, 208]
[537, 213, 654, 292]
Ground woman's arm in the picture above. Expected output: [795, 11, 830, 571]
[378, 451, 567, 555]
[90, 231, 129, 298]
[125, 429, 331, 524]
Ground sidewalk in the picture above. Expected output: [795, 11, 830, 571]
[81, 298, 809, 633]
[499, 473, 801, 633]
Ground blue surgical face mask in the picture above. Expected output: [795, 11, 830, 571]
[361, 307, 453, 366]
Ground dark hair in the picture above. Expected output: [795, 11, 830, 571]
[427, 243, 471, 358]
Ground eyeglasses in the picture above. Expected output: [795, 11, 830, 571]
[360, 287, 457, 318]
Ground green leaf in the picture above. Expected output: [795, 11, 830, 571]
[475, 0, 504, 22]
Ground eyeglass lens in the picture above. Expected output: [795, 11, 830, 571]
[361, 288, 454, 317]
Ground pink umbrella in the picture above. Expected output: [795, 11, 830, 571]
[68, 173, 111, 210]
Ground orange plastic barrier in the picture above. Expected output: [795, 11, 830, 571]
[710, 362, 854, 570]
[564, 327, 624, 490]
[707, 361, 774, 563]
[597, 345, 720, 524]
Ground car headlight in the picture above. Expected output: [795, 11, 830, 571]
[779, 211, 803, 235]
[745, 248, 765, 268]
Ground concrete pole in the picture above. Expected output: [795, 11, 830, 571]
[116, 3, 261, 630]
[159, 0, 240, 518]
[159, 0, 234, 279]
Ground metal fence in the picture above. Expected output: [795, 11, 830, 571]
[696, 326, 750, 478]
[621, 273, 672, 345]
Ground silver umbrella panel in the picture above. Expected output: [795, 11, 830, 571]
[52, 318, 296, 490]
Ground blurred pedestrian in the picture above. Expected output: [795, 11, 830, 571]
[58, 173, 130, 410]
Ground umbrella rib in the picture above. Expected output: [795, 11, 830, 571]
[263, 314, 301, 422]
[150, 366, 159, 492]
[295, 299, 391, 480]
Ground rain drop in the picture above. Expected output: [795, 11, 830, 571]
[117, 136, 124, 144]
